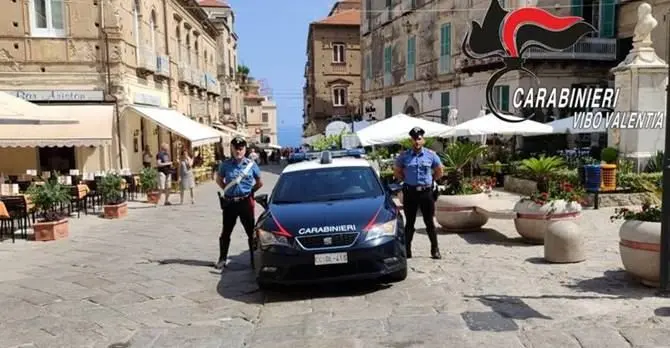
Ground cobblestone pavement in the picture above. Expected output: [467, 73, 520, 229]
[0, 165, 669, 347]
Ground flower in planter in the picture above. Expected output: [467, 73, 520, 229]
[525, 182, 586, 206]
[610, 204, 662, 222]
[459, 176, 496, 195]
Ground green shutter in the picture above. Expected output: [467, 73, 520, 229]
[570, 0, 583, 17]
[407, 37, 415, 80]
[385, 97, 392, 118]
[367, 54, 372, 79]
[599, 0, 616, 38]
[501, 85, 509, 112]
[440, 92, 450, 123]
[384, 46, 392, 73]
[440, 24, 451, 56]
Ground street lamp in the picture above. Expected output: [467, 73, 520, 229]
[659, 12, 670, 295]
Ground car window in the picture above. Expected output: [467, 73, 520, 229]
[272, 166, 383, 203]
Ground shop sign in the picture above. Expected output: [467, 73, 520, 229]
[7, 90, 104, 101]
[133, 92, 162, 107]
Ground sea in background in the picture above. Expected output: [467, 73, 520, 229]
[278, 126, 302, 147]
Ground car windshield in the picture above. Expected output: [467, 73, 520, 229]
[271, 166, 384, 203]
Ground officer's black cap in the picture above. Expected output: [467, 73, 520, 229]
[230, 137, 247, 148]
[409, 127, 425, 138]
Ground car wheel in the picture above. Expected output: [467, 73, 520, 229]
[384, 267, 408, 283]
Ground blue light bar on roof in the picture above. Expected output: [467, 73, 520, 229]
[288, 148, 365, 163]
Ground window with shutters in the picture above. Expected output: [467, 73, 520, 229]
[385, 97, 392, 118]
[332, 87, 347, 107]
[31, 0, 66, 37]
[406, 36, 416, 81]
[439, 23, 451, 73]
[599, 0, 615, 38]
[493, 85, 510, 112]
[384, 46, 392, 86]
[364, 54, 372, 90]
[332, 43, 346, 63]
[440, 92, 450, 123]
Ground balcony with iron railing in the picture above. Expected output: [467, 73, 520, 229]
[331, 63, 347, 73]
[156, 55, 170, 77]
[460, 37, 618, 73]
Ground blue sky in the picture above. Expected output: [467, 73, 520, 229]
[229, 0, 336, 147]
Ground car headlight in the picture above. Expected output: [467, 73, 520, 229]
[365, 220, 396, 241]
[257, 229, 291, 246]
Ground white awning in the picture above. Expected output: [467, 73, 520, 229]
[212, 122, 247, 137]
[0, 91, 77, 123]
[0, 105, 114, 147]
[127, 105, 221, 146]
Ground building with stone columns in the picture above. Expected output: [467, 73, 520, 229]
[303, 0, 361, 136]
[198, 0, 247, 136]
[360, 0, 621, 125]
[0, 0, 232, 175]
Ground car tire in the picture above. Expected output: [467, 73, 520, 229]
[384, 267, 408, 283]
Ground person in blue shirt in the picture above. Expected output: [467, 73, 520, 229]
[393, 127, 444, 259]
[215, 137, 263, 269]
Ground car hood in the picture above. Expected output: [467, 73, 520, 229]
[266, 196, 388, 236]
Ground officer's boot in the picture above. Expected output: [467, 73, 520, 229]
[248, 238, 255, 269]
[427, 228, 441, 259]
[215, 237, 230, 269]
[405, 230, 414, 259]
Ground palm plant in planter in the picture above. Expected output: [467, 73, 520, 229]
[139, 167, 160, 204]
[100, 174, 128, 219]
[434, 142, 490, 232]
[611, 181, 662, 287]
[27, 181, 70, 241]
[519, 155, 565, 192]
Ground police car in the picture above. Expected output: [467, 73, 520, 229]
[252, 149, 407, 288]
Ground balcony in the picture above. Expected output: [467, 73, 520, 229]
[384, 72, 392, 87]
[206, 73, 220, 94]
[156, 55, 170, 78]
[191, 69, 205, 89]
[522, 37, 617, 61]
[138, 47, 156, 72]
[178, 64, 192, 84]
[331, 63, 347, 73]
[364, 78, 371, 91]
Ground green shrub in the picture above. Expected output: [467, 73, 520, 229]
[601, 147, 618, 164]
[618, 172, 662, 191]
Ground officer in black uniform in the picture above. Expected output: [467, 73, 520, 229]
[393, 127, 443, 259]
[215, 137, 263, 269]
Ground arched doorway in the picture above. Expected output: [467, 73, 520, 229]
[404, 106, 416, 116]
[403, 94, 420, 116]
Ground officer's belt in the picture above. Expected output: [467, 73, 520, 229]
[404, 184, 432, 191]
[224, 195, 250, 201]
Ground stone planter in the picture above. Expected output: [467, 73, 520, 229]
[513, 199, 582, 244]
[33, 218, 69, 241]
[619, 220, 661, 287]
[103, 202, 128, 219]
[435, 193, 489, 232]
[146, 191, 160, 204]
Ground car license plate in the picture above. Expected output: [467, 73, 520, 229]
[314, 252, 348, 265]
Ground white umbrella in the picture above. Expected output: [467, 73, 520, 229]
[355, 113, 452, 146]
[440, 112, 553, 137]
[548, 116, 606, 134]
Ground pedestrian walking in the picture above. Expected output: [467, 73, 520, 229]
[393, 127, 443, 259]
[142, 145, 153, 168]
[179, 149, 196, 204]
[215, 137, 263, 270]
[156, 143, 173, 205]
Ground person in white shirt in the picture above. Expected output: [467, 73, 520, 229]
[248, 148, 259, 164]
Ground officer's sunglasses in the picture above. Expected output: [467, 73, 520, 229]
[411, 135, 423, 141]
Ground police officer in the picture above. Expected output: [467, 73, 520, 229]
[393, 127, 443, 259]
[215, 137, 263, 269]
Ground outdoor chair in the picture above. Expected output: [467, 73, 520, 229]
[0, 196, 30, 241]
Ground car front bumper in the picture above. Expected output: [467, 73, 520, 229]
[254, 237, 406, 285]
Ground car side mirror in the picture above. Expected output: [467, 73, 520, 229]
[387, 183, 402, 195]
[254, 194, 269, 209]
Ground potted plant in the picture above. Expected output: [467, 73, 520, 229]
[611, 180, 662, 287]
[435, 142, 490, 232]
[139, 167, 160, 204]
[100, 174, 128, 219]
[237, 64, 250, 84]
[518, 155, 565, 192]
[27, 181, 70, 241]
[513, 181, 584, 244]
[601, 147, 618, 191]
[481, 161, 506, 187]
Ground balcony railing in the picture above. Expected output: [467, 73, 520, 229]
[331, 63, 347, 73]
[178, 64, 192, 84]
[156, 55, 170, 77]
[138, 47, 156, 71]
[384, 72, 392, 87]
[206, 73, 220, 94]
[191, 69, 205, 89]
[522, 37, 617, 61]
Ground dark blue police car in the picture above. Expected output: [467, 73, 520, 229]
[252, 149, 407, 288]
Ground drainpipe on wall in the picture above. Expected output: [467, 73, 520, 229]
[101, 0, 124, 169]
[162, 0, 175, 157]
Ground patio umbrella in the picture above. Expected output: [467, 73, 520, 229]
[439, 112, 553, 137]
[548, 116, 606, 134]
[355, 113, 452, 146]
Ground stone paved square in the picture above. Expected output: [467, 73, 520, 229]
[0, 167, 668, 347]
